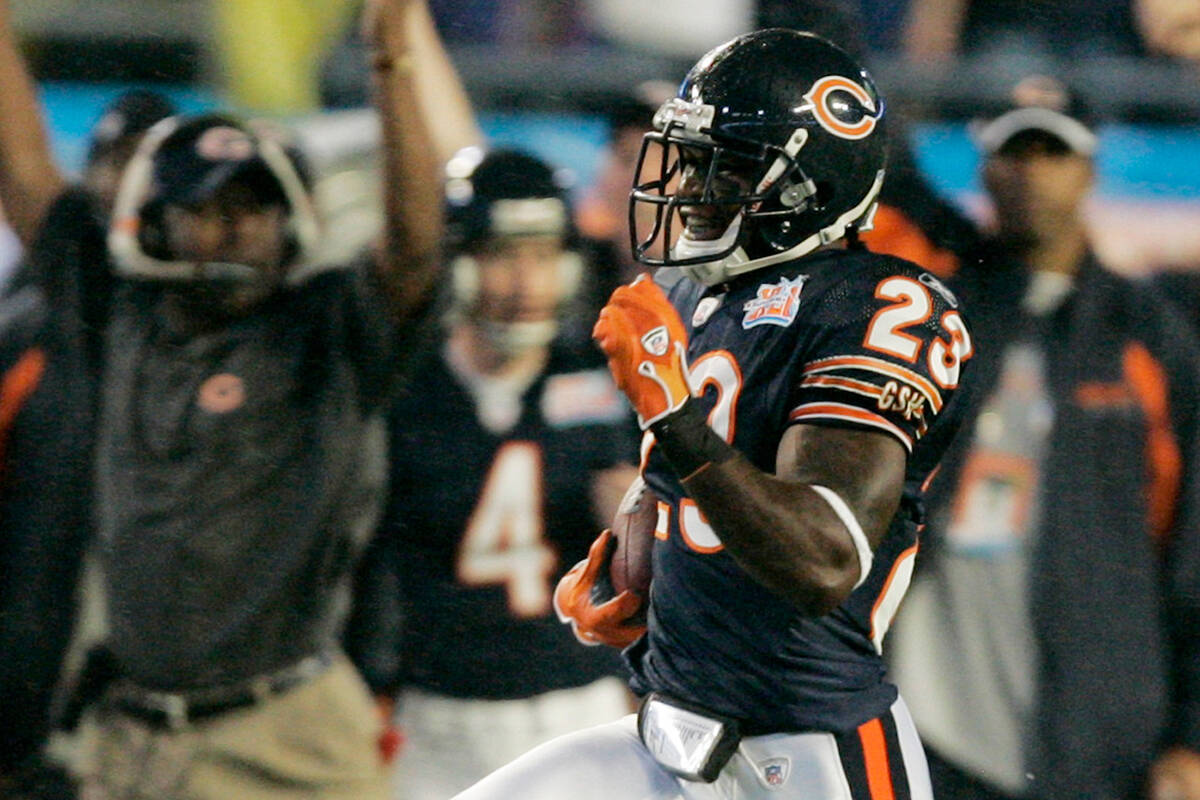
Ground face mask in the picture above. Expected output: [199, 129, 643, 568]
[674, 216, 753, 286]
[479, 319, 559, 358]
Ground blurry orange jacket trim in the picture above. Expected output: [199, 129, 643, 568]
[0, 347, 46, 478]
[862, 205, 960, 279]
[1122, 341, 1181, 542]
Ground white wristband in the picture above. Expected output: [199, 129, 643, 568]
[810, 485, 873, 589]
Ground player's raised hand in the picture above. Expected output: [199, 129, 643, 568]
[553, 530, 646, 649]
[594, 274, 692, 429]
[361, 0, 418, 50]
[1150, 748, 1200, 800]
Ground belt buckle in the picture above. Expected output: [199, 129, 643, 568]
[637, 693, 741, 783]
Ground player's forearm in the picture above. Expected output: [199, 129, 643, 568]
[682, 454, 861, 615]
[0, 0, 65, 247]
[653, 406, 860, 615]
[369, 0, 443, 325]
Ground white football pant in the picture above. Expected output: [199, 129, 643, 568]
[454, 696, 933, 800]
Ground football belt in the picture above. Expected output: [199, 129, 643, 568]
[637, 692, 742, 783]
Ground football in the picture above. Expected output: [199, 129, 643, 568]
[610, 476, 659, 599]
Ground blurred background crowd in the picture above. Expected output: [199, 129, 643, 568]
[2, 1, 1200, 799]
[0, 0, 1195, 291]
[8, 0, 1200, 284]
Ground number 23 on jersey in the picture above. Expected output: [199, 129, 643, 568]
[865, 275, 972, 389]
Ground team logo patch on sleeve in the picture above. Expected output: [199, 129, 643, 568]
[742, 276, 807, 329]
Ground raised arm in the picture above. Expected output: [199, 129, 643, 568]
[403, 0, 483, 162]
[902, 0, 969, 63]
[363, 0, 446, 325]
[0, 0, 65, 248]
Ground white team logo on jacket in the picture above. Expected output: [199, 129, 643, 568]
[742, 276, 807, 329]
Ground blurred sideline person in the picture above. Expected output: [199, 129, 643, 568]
[902, 0, 1142, 64]
[0, 2, 175, 792]
[0, 0, 445, 797]
[78, 91, 179, 226]
[458, 29, 974, 800]
[576, 79, 676, 296]
[348, 147, 639, 800]
[756, 0, 979, 278]
[888, 76, 1200, 800]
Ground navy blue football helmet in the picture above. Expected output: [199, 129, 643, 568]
[630, 29, 888, 285]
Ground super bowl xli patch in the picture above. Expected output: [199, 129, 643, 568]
[742, 275, 807, 329]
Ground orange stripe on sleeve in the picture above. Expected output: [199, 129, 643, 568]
[799, 374, 884, 398]
[858, 717, 897, 800]
[789, 402, 915, 452]
[802, 356, 943, 413]
[1122, 342, 1182, 541]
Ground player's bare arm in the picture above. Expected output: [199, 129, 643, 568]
[681, 422, 905, 615]
[365, 0, 443, 325]
[0, 0, 66, 247]
[594, 274, 904, 616]
[402, 0, 483, 162]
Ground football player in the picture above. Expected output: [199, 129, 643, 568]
[349, 147, 640, 800]
[457, 29, 973, 799]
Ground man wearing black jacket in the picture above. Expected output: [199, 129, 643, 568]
[0, 6, 175, 786]
[889, 75, 1200, 800]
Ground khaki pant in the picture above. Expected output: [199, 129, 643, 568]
[78, 655, 389, 800]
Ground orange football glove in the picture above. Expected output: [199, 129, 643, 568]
[594, 274, 692, 429]
[554, 530, 647, 649]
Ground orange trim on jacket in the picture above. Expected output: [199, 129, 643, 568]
[857, 717, 897, 800]
[862, 204, 960, 279]
[1122, 341, 1182, 541]
[0, 347, 46, 477]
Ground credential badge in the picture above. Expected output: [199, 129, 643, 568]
[742, 276, 807, 329]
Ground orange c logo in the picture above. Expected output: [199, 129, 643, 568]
[804, 76, 879, 140]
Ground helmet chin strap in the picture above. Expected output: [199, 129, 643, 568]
[676, 216, 751, 287]
[679, 169, 886, 286]
[480, 319, 559, 358]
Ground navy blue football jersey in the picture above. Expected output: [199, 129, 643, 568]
[382, 340, 638, 699]
[630, 247, 973, 732]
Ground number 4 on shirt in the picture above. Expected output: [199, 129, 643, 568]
[456, 442, 557, 618]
